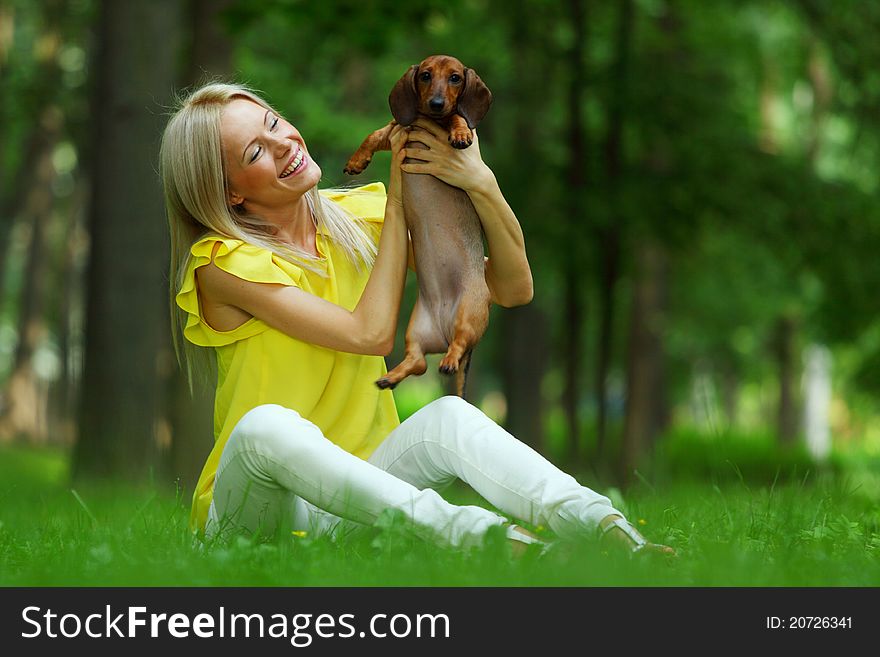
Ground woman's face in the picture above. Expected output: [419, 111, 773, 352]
[220, 97, 322, 210]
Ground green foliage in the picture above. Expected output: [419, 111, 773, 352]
[654, 426, 826, 484]
[3, 445, 880, 586]
[6, 0, 880, 475]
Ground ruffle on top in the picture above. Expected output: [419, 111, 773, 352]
[175, 182, 386, 348]
[175, 236, 305, 347]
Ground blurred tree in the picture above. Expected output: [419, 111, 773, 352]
[1, 0, 878, 481]
[163, 0, 234, 494]
[73, 0, 184, 480]
[595, 0, 634, 462]
[495, 0, 553, 451]
[0, 0, 66, 441]
[561, 0, 589, 464]
[0, 105, 62, 441]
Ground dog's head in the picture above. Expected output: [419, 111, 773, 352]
[389, 55, 493, 129]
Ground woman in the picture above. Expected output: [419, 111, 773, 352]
[160, 82, 673, 556]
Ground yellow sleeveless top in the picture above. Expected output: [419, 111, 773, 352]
[176, 183, 400, 532]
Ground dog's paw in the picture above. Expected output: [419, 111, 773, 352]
[438, 361, 459, 375]
[343, 153, 372, 175]
[449, 129, 473, 149]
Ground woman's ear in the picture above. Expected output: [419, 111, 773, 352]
[229, 190, 244, 206]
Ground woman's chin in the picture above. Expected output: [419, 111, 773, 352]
[296, 158, 322, 188]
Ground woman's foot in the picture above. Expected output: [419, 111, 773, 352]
[598, 515, 676, 557]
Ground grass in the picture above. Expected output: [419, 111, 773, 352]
[1, 443, 879, 586]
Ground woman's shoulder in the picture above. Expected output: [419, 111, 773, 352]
[320, 182, 386, 222]
[176, 232, 303, 347]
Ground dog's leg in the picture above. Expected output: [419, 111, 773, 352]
[375, 295, 437, 389]
[438, 290, 490, 376]
[448, 114, 473, 149]
[454, 350, 473, 399]
[376, 344, 427, 390]
[344, 120, 396, 175]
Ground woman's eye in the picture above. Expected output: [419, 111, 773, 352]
[270, 117, 279, 130]
[249, 147, 261, 163]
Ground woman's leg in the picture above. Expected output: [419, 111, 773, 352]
[367, 396, 625, 541]
[206, 404, 507, 548]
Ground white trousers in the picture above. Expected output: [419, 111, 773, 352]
[206, 396, 623, 549]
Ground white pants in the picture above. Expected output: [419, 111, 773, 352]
[206, 396, 623, 549]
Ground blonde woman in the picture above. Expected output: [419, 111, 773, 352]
[160, 82, 673, 557]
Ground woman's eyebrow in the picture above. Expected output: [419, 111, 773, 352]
[241, 109, 270, 163]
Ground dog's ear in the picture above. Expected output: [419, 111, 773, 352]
[389, 64, 419, 126]
[457, 67, 492, 129]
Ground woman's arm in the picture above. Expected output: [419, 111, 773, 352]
[195, 125, 411, 356]
[399, 119, 533, 307]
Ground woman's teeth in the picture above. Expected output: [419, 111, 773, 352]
[280, 149, 304, 178]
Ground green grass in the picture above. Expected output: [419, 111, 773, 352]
[1, 443, 879, 586]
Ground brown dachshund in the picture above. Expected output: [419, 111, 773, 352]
[343, 55, 493, 397]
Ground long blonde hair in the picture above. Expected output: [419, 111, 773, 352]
[160, 82, 377, 386]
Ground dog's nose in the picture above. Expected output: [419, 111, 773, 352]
[429, 97, 445, 112]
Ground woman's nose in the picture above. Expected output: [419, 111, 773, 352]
[272, 136, 291, 159]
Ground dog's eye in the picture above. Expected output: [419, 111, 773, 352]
[419, 71, 431, 82]
[449, 73, 462, 84]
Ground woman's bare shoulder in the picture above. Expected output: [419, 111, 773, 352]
[194, 242, 254, 332]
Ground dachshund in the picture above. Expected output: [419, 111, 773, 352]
[343, 54, 493, 397]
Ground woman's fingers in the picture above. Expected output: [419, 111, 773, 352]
[401, 147, 435, 161]
[409, 117, 445, 138]
[400, 160, 432, 174]
[407, 129, 445, 150]
[389, 125, 410, 150]
[396, 120, 489, 191]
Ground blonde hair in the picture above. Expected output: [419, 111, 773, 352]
[160, 82, 377, 386]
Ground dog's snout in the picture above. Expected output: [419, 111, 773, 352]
[428, 97, 445, 112]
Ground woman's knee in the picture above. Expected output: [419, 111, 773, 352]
[427, 395, 481, 419]
[428, 396, 500, 432]
[417, 395, 503, 445]
[228, 404, 325, 459]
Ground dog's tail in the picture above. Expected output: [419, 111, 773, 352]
[455, 350, 474, 400]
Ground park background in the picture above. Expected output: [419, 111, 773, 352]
[1, 0, 879, 585]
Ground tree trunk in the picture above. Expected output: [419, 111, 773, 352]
[73, 0, 183, 481]
[805, 36, 831, 162]
[501, 304, 548, 451]
[0, 106, 63, 443]
[595, 0, 634, 459]
[47, 178, 89, 446]
[496, 0, 548, 451]
[0, 0, 65, 327]
[621, 242, 668, 483]
[774, 315, 799, 445]
[719, 364, 738, 429]
[562, 0, 588, 465]
[162, 0, 232, 492]
[185, 0, 234, 83]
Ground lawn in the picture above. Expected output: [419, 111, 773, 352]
[1, 442, 879, 586]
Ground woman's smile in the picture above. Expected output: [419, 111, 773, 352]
[279, 146, 306, 178]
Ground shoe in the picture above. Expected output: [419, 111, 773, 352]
[599, 517, 676, 557]
[506, 524, 551, 556]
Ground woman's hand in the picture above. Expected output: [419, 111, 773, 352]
[387, 123, 410, 208]
[399, 118, 496, 194]
[395, 117, 533, 308]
